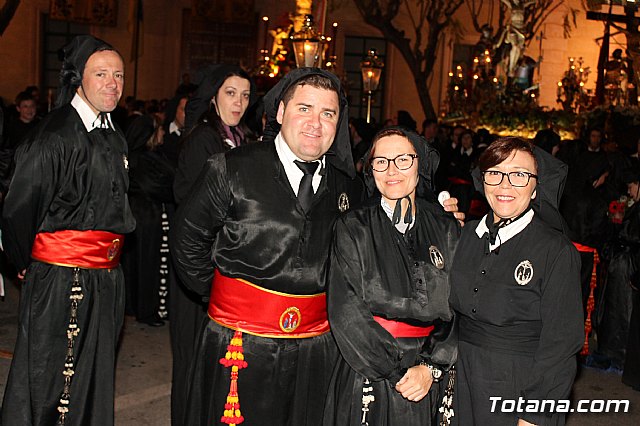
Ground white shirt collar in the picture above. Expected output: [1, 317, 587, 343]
[169, 121, 182, 136]
[475, 209, 534, 252]
[381, 198, 415, 234]
[71, 93, 115, 131]
[274, 132, 325, 195]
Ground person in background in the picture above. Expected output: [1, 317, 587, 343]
[349, 117, 376, 174]
[1, 35, 135, 426]
[450, 137, 583, 426]
[421, 118, 439, 144]
[619, 165, 640, 391]
[533, 128, 561, 156]
[397, 109, 417, 132]
[2, 91, 39, 150]
[169, 63, 256, 426]
[593, 164, 640, 375]
[161, 94, 188, 168]
[173, 64, 256, 203]
[122, 114, 175, 327]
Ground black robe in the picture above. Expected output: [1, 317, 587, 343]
[323, 197, 459, 426]
[597, 202, 640, 378]
[0, 104, 135, 426]
[173, 124, 231, 204]
[123, 148, 175, 322]
[449, 215, 583, 426]
[169, 122, 241, 425]
[171, 140, 363, 425]
[619, 203, 640, 389]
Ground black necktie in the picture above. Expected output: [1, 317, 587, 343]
[294, 160, 319, 212]
[92, 112, 111, 133]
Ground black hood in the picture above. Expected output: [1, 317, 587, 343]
[472, 145, 570, 233]
[56, 35, 116, 108]
[262, 67, 354, 178]
[125, 114, 156, 154]
[184, 64, 257, 131]
[363, 126, 439, 201]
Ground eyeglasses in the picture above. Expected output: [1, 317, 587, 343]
[370, 154, 418, 172]
[482, 170, 538, 187]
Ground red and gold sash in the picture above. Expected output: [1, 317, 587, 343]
[208, 270, 330, 338]
[31, 230, 124, 269]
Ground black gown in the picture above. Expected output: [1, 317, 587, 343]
[449, 214, 583, 426]
[323, 197, 459, 426]
[171, 140, 363, 426]
[169, 123, 242, 425]
[124, 147, 176, 322]
[0, 104, 135, 426]
[598, 202, 640, 383]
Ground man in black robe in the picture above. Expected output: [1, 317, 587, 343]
[171, 68, 363, 425]
[1, 35, 135, 426]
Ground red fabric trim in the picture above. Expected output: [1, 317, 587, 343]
[373, 316, 434, 338]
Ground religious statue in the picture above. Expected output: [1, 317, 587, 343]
[496, 0, 535, 77]
[604, 48, 629, 106]
[269, 25, 292, 56]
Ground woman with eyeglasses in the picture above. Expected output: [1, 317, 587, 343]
[324, 127, 460, 426]
[449, 137, 583, 426]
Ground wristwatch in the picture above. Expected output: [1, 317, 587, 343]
[419, 360, 443, 382]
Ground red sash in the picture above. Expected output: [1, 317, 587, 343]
[373, 315, 434, 338]
[208, 270, 330, 338]
[31, 230, 124, 269]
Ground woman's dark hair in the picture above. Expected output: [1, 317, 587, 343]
[477, 136, 537, 172]
[365, 127, 414, 173]
[203, 68, 255, 142]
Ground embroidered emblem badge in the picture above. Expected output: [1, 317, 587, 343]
[514, 260, 534, 285]
[107, 239, 121, 261]
[279, 307, 301, 333]
[123, 155, 129, 170]
[338, 192, 350, 212]
[429, 245, 445, 269]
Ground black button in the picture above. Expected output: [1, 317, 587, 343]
[472, 308, 477, 313]
[414, 262, 419, 267]
[473, 288, 478, 292]
[481, 270, 486, 274]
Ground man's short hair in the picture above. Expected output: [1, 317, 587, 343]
[281, 74, 338, 106]
[15, 91, 34, 106]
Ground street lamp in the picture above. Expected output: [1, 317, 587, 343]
[360, 48, 384, 123]
[291, 14, 324, 68]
